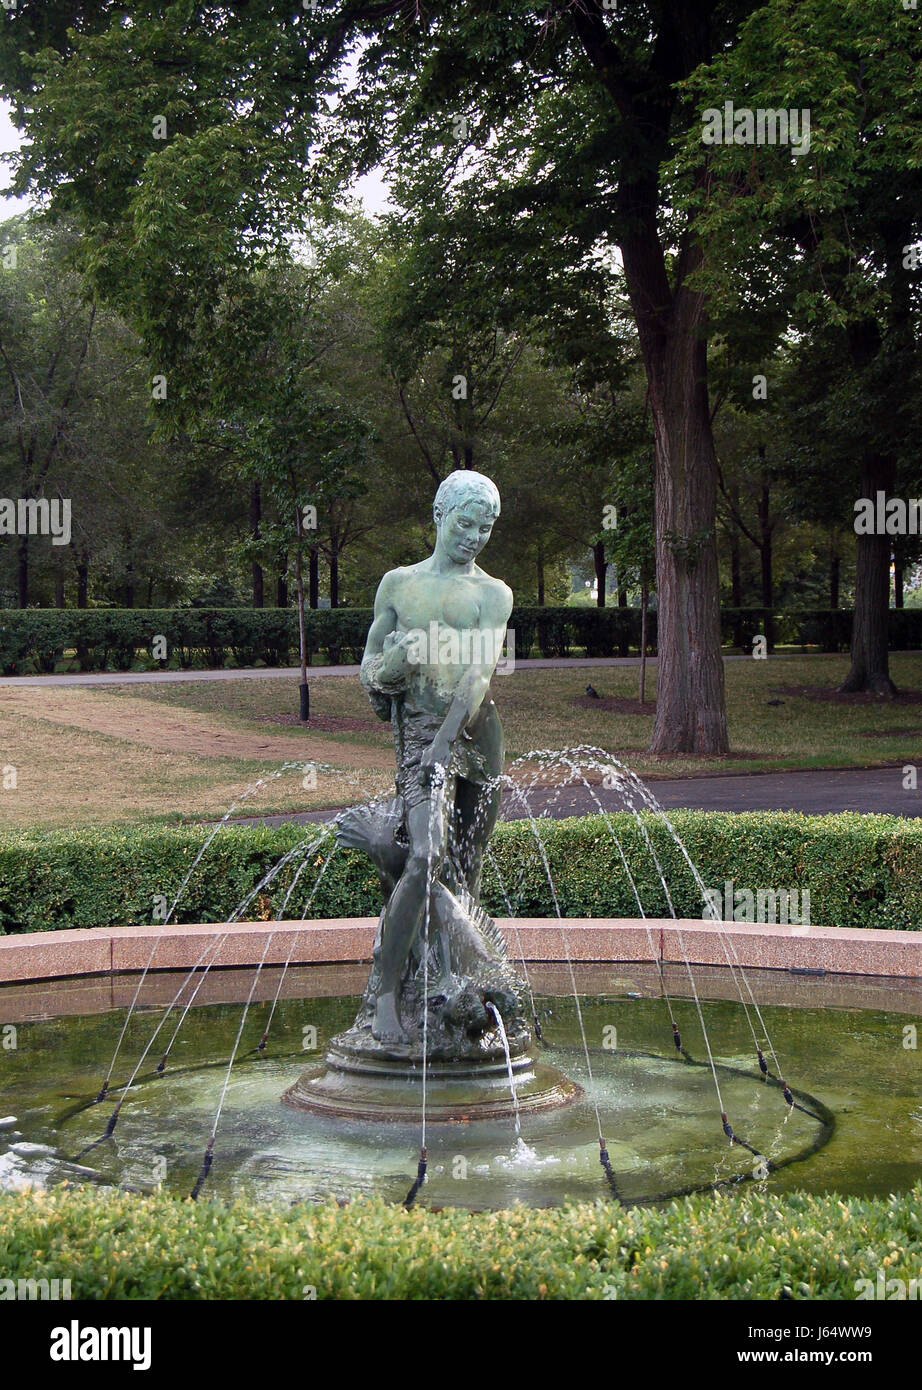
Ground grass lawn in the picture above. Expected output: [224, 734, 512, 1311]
[0, 652, 919, 831]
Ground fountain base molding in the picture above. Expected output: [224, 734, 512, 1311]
[284, 1029, 581, 1122]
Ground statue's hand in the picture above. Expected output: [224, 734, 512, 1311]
[418, 738, 450, 787]
[379, 630, 415, 682]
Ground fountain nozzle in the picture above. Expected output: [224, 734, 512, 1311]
[598, 1138, 620, 1201]
[404, 1147, 428, 1208]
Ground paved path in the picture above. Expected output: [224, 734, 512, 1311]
[0, 652, 793, 686]
[224, 765, 921, 826]
[650, 765, 920, 817]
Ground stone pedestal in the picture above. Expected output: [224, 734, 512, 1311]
[283, 1025, 581, 1122]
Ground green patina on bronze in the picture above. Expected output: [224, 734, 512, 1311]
[284, 474, 578, 1118]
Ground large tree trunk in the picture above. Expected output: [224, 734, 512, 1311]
[308, 547, 319, 609]
[630, 254, 728, 754]
[565, 0, 728, 754]
[893, 547, 904, 609]
[17, 535, 28, 608]
[76, 550, 89, 609]
[757, 467, 773, 610]
[250, 481, 264, 608]
[555, 3, 730, 752]
[592, 539, 607, 607]
[839, 452, 897, 695]
[329, 549, 339, 609]
[276, 550, 288, 608]
[730, 529, 742, 608]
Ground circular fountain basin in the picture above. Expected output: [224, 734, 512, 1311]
[1, 964, 919, 1210]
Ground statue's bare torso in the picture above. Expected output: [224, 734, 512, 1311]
[373, 559, 512, 714]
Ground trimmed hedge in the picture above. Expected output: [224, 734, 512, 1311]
[1, 605, 920, 673]
[1, 811, 920, 934]
[0, 608, 370, 675]
[1, 1184, 920, 1298]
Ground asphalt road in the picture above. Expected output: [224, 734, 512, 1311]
[226, 764, 920, 825]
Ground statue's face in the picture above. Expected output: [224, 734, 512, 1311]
[437, 501, 496, 564]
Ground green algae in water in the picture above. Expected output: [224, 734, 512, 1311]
[0, 983, 918, 1209]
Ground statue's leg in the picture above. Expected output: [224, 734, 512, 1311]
[453, 773, 502, 901]
[373, 793, 449, 1043]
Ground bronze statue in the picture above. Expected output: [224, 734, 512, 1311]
[334, 470, 527, 1056]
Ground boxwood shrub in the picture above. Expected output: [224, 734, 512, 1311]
[1, 1184, 920, 1299]
[0, 811, 919, 934]
[1, 605, 919, 673]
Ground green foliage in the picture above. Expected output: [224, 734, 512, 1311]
[2, 606, 920, 675]
[2, 811, 920, 935]
[2, 1183, 920, 1300]
[0, 608, 367, 674]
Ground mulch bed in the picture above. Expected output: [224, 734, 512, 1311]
[573, 694, 655, 716]
[773, 685, 922, 706]
[254, 713, 380, 732]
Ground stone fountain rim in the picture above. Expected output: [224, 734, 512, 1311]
[2, 917, 921, 988]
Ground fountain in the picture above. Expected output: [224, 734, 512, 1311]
[1, 472, 863, 1211]
[283, 471, 580, 1126]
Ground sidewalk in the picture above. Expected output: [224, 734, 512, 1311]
[0, 652, 790, 686]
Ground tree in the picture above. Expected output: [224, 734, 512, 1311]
[0, 216, 96, 604]
[679, 0, 922, 693]
[0, 212, 199, 609]
[1, 0, 765, 751]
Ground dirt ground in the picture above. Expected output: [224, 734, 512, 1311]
[0, 688, 391, 770]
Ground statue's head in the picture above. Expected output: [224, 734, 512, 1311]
[433, 470, 501, 564]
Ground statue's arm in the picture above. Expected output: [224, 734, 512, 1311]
[360, 573, 409, 698]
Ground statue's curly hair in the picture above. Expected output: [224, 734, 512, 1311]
[433, 469, 500, 522]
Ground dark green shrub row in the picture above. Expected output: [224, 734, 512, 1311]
[2, 1184, 920, 1299]
[721, 607, 922, 653]
[1, 605, 919, 673]
[1, 811, 919, 934]
[0, 608, 371, 675]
